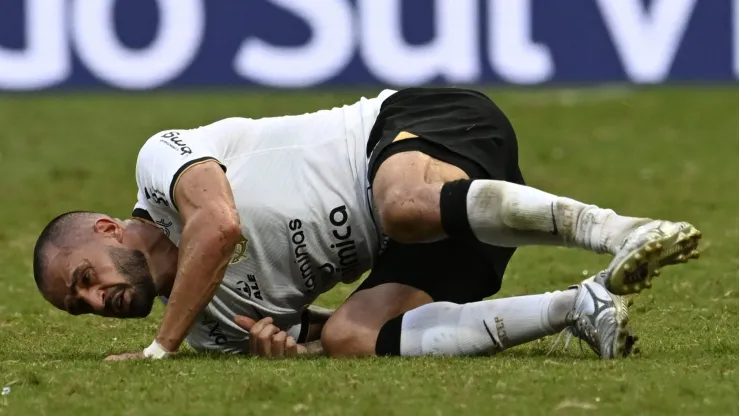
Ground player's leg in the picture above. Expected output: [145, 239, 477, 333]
[323, 285, 580, 358]
[369, 88, 701, 295]
[375, 150, 646, 251]
[322, 239, 634, 359]
[377, 274, 634, 359]
[321, 282, 432, 357]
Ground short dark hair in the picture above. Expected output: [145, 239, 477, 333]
[33, 211, 96, 291]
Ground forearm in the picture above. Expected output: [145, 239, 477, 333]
[156, 219, 239, 351]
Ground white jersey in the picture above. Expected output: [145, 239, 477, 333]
[132, 90, 397, 353]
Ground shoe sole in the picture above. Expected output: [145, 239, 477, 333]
[605, 223, 702, 295]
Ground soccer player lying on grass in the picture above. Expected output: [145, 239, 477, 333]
[31, 88, 701, 360]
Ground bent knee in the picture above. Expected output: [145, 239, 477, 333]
[321, 316, 378, 358]
[373, 152, 470, 243]
[375, 183, 443, 243]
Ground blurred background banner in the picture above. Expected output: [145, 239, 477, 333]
[0, 0, 736, 91]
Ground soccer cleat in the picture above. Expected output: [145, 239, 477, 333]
[600, 221, 701, 295]
[550, 273, 636, 360]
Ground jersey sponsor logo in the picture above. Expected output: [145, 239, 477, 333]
[144, 187, 169, 207]
[159, 131, 192, 156]
[289, 219, 316, 291]
[288, 205, 360, 290]
[202, 317, 228, 346]
[230, 235, 248, 265]
[327, 205, 359, 279]
[155, 218, 173, 237]
[236, 274, 262, 300]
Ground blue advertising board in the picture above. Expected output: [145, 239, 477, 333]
[0, 0, 736, 90]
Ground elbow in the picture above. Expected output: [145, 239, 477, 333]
[220, 219, 243, 246]
[214, 208, 242, 246]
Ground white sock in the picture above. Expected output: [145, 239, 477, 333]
[399, 289, 577, 356]
[464, 180, 648, 254]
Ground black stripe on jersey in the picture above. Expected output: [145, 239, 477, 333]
[168, 157, 227, 212]
[131, 208, 155, 223]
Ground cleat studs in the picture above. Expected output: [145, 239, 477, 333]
[652, 269, 661, 277]
[655, 243, 663, 250]
[634, 253, 643, 261]
[622, 285, 630, 294]
[624, 263, 633, 272]
[645, 281, 653, 288]
[690, 250, 700, 259]
[633, 284, 641, 293]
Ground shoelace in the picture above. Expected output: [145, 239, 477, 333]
[547, 312, 599, 357]
[546, 327, 577, 356]
[548, 309, 639, 359]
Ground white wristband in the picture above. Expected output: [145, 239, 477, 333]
[143, 340, 171, 359]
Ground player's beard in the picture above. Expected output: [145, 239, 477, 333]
[107, 247, 157, 318]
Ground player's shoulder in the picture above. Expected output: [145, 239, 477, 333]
[137, 118, 248, 161]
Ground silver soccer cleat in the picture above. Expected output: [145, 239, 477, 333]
[599, 220, 702, 295]
[551, 273, 637, 360]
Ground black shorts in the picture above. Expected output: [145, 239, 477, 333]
[355, 88, 525, 304]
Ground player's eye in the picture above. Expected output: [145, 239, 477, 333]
[81, 272, 91, 286]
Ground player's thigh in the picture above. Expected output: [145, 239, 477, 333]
[321, 282, 432, 358]
[367, 88, 524, 242]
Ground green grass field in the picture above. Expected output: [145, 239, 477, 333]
[0, 87, 737, 415]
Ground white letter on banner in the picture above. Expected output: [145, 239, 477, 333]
[488, 0, 553, 84]
[234, 0, 354, 87]
[72, 0, 204, 89]
[0, 0, 68, 90]
[597, 0, 697, 83]
[359, 0, 479, 86]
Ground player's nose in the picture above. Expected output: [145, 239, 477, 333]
[78, 286, 106, 311]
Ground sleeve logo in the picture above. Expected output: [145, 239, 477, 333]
[145, 187, 169, 207]
[159, 131, 192, 156]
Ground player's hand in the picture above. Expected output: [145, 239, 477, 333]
[234, 315, 307, 358]
[104, 351, 146, 361]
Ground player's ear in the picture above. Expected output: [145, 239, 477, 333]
[93, 218, 123, 242]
